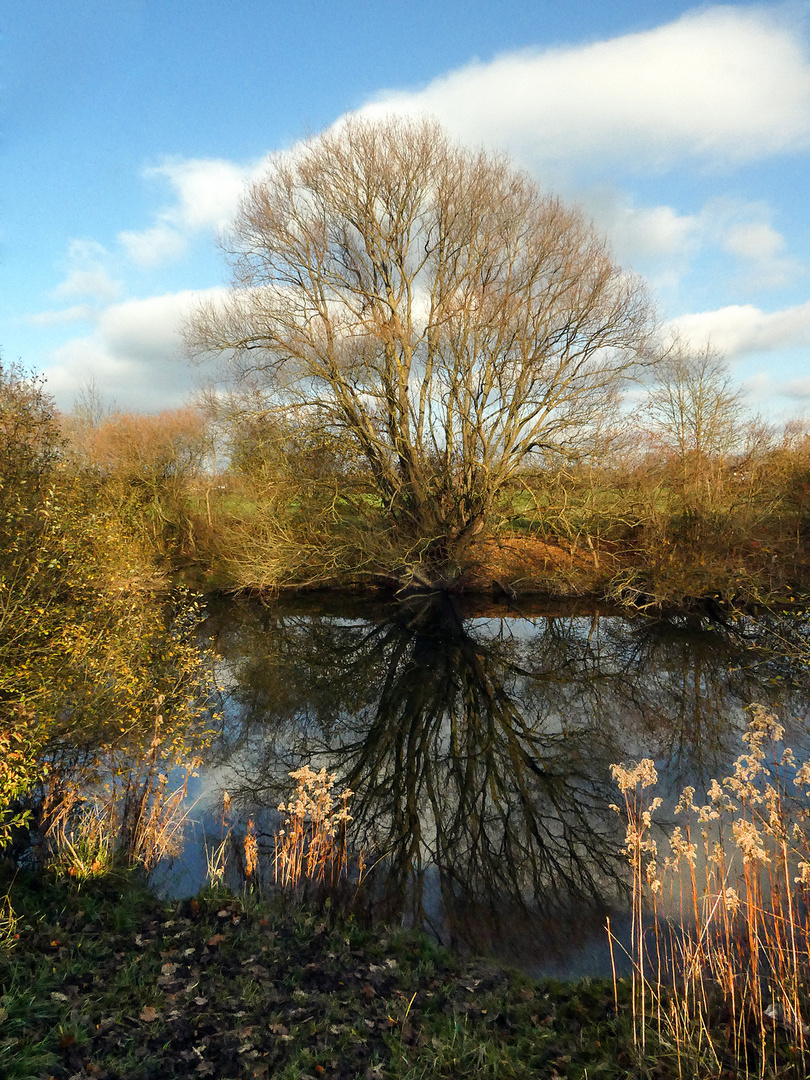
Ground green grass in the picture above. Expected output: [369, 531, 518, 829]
[0, 864, 639, 1080]
[3, 862, 808, 1077]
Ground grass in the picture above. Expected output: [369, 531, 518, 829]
[6, 724, 810, 1078]
[0, 864, 632, 1080]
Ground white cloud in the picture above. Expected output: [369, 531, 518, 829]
[52, 239, 122, 302]
[117, 157, 259, 270]
[41, 288, 226, 412]
[582, 189, 700, 277]
[715, 210, 802, 290]
[723, 220, 786, 262]
[118, 223, 188, 268]
[613, 203, 699, 262]
[53, 269, 121, 301]
[679, 196, 805, 291]
[358, 6, 810, 171]
[584, 192, 804, 292]
[149, 158, 250, 232]
[671, 299, 810, 357]
[28, 304, 97, 326]
[778, 376, 810, 400]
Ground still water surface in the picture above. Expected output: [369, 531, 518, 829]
[168, 593, 810, 979]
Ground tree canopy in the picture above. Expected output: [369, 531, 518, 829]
[188, 117, 657, 577]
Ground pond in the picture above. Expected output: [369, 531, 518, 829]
[163, 591, 810, 980]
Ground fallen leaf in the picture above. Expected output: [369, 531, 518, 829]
[194, 996, 208, 1006]
[207, 933, 224, 947]
[139, 1006, 159, 1022]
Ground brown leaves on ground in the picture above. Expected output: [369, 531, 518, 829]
[2, 881, 628, 1080]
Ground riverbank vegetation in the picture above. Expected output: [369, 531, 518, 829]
[0, 360, 216, 886]
[5, 711, 810, 1078]
[1, 866, 635, 1080]
[176, 116, 808, 604]
[13, 120, 804, 608]
[53, 360, 810, 608]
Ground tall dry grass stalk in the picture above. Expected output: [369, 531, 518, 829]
[45, 713, 202, 877]
[611, 706, 810, 1077]
[274, 766, 356, 896]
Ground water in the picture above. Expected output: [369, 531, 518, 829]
[164, 591, 810, 978]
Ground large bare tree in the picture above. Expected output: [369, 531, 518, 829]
[187, 117, 656, 576]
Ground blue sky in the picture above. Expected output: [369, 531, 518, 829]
[4, 1, 810, 419]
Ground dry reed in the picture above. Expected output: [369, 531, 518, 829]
[45, 713, 201, 876]
[610, 706, 810, 1077]
[274, 766, 356, 895]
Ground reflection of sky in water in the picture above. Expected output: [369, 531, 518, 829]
[161, 598, 810, 978]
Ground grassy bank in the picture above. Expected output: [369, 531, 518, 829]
[4, 864, 810, 1079]
[176, 473, 810, 610]
[1, 867, 632, 1080]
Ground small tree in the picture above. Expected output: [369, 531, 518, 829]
[647, 346, 744, 466]
[645, 346, 747, 529]
[63, 407, 211, 558]
[188, 117, 656, 578]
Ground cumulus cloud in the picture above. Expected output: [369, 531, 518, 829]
[118, 223, 188, 268]
[52, 239, 122, 302]
[582, 188, 700, 279]
[117, 157, 259, 269]
[582, 191, 803, 293]
[358, 6, 810, 171]
[670, 299, 810, 358]
[41, 288, 226, 412]
[716, 211, 802, 290]
[778, 376, 810, 400]
[151, 158, 250, 231]
[28, 304, 97, 327]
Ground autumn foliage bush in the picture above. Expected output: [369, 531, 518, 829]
[62, 405, 211, 563]
[0, 363, 214, 870]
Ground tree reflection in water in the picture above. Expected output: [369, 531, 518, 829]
[201, 594, 810, 971]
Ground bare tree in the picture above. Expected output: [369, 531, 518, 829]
[647, 345, 744, 464]
[187, 117, 656, 577]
